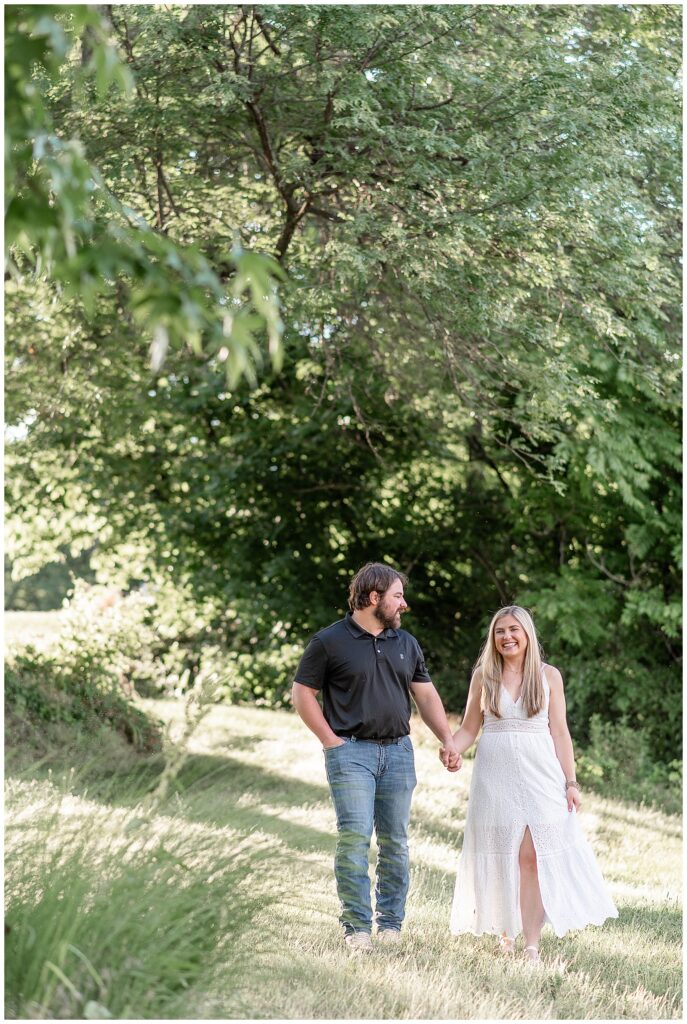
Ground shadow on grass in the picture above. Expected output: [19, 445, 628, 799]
[7, 755, 681, 1020]
[7, 744, 680, 953]
[550, 906, 683, 1013]
[7, 749, 470, 881]
[145, 752, 468, 861]
[592, 802, 682, 839]
[411, 809, 465, 848]
[6, 737, 471, 868]
[6, 734, 326, 799]
[174, 751, 330, 804]
[6, 748, 339, 852]
[606, 902, 683, 944]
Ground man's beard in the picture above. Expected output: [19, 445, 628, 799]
[373, 603, 400, 630]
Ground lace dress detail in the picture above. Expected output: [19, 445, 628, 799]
[450, 671, 618, 939]
[482, 718, 549, 733]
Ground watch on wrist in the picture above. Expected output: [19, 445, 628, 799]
[565, 779, 580, 790]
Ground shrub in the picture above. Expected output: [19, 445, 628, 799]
[551, 653, 681, 766]
[576, 715, 682, 816]
[218, 642, 302, 709]
[4, 582, 172, 753]
[5, 647, 162, 753]
[56, 581, 170, 695]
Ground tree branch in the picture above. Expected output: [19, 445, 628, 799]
[409, 92, 455, 112]
[584, 542, 629, 587]
[253, 8, 281, 56]
[471, 548, 510, 604]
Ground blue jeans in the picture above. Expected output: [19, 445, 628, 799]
[324, 736, 417, 935]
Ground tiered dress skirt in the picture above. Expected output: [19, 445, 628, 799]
[450, 709, 618, 939]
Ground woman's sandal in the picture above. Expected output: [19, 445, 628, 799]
[498, 933, 515, 954]
[524, 944, 541, 964]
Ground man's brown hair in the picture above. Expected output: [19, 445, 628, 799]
[348, 562, 408, 611]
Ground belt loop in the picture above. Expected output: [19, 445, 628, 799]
[350, 736, 357, 743]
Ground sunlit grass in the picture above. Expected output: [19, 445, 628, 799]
[5, 699, 682, 1019]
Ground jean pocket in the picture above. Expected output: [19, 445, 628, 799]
[323, 740, 348, 754]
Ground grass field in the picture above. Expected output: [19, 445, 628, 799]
[5, 685, 682, 1020]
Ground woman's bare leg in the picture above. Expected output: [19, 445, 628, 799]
[519, 827, 545, 957]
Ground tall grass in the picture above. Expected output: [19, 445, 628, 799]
[4, 768, 274, 1019]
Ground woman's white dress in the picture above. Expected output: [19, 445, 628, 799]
[450, 671, 618, 939]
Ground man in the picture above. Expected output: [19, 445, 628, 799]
[292, 562, 462, 953]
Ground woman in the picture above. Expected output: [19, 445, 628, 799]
[448, 606, 618, 962]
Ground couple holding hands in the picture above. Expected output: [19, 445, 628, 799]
[292, 562, 617, 961]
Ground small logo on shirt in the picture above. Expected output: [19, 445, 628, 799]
[400, 654, 405, 660]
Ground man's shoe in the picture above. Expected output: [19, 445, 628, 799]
[376, 928, 401, 944]
[344, 931, 373, 953]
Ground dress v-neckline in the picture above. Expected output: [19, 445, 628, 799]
[502, 684, 522, 706]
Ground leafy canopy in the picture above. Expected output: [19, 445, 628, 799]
[5, 4, 681, 758]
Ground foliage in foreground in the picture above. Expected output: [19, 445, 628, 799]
[5, 4, 285, 384]
[4, 774, 269, 1019]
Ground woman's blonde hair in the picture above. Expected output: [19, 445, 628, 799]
[476, 606, 545, 718]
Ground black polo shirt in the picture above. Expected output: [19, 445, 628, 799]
[294, 612, 432, 739]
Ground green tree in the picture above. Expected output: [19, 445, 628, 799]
[6, 4, 681, 759]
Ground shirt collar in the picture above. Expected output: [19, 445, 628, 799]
[344, 611, 398, 639]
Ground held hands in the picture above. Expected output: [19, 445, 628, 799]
[439, 741, 462, 773]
